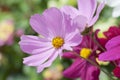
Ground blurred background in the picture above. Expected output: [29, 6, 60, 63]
[0, 0, 120, 80]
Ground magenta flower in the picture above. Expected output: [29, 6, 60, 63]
[98, 26, 120, 47]
[99, 35, 120, 61]
[98, 26, 120, 78]
[63, 35, 100, 80]
[113, 67, 120, 78]
[98, 27, 120, 61]
[61, 0, 105, 27]
[19, 8, 83, 73]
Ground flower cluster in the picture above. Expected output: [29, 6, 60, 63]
[19, 0, 120, 80]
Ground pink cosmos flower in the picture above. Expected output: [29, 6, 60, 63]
[19, 8, 83, 73]
[61, 0, 105, 27]
[63, 35, 100, 80]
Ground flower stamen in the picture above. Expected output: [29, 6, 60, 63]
[80, 48, 91, 59]
[52, 36, 64, 49]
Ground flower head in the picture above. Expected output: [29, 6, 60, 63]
[0, 19, 14, 46]
[63, 35, 100, 80]
[61, 0, 105, 27]
[19, 8, 83, 73]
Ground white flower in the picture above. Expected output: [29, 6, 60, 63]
[98, 0, 120, 17]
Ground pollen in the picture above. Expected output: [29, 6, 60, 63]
[80, 48, 91, 59]
[52, 36, 64, 49]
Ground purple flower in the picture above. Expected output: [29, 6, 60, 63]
[61, 0, 105, 27]
[19, 8, 83, 73]
[99, 35, 120, 61]
[63, 35, 100, 80]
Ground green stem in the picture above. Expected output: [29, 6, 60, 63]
[92, 36, 106, 51]
[86, 58, 115, 80]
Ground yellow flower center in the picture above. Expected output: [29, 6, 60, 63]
[52, 36, 64, 49]
[80, 48, 91, 59]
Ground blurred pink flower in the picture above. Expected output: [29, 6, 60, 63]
[0, 19, 14, 46]
[19, 8, 83, 73]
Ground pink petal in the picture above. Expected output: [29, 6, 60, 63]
[43, 8, 63, 37]
[63, 58, 85, 78]
[78, 0, 97, 21]
[62, 52, 77, 59]
[57, 49, 63, 58]
[63, 58, 100, 80]
[88, 1, 105, 26]
[65, 29, 82, 47]
[30, 14, 49, 37]
[32, 46, 53, 54]
[37, 51, 59, 73]
[19, 35, 51, 54]
[105, 35, 120, 50]
[73, 15, 87, 31]
[99, 46, 120, 61]
[61, 6, 79, 19]
[63, 44, 73, 51]
[81, 64, 100, 80]
[62, 13, 75, 36]
[65, 32, 82, 47]
[23, 48, 55, 66]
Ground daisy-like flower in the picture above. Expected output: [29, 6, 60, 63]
[19, 8, 83, 73]
[61, 0, 105, 27]
[63, 35, 100, 80]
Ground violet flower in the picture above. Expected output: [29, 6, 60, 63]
[63, 35, 100, 80]
[61, 0, 105, 27]
[19, 8, 84, 73]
